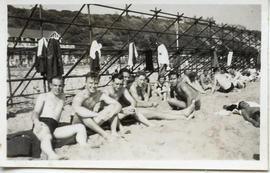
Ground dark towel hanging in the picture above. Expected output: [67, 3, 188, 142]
[89, 51, 100, 73]
[46, 39, 64, 82]
[145, 49, 154, 71]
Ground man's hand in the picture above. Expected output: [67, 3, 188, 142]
[122, 106, 136, 115]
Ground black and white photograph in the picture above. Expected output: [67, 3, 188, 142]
[0, 0, 269, 170]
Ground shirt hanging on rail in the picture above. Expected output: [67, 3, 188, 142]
[227, 51, 233, 66]
[157, 44, 169, 66]
[89, 40, 102, 72]
[128, 42, 138, 67]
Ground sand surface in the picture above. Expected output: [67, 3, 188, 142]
[7, 80, 260, 160]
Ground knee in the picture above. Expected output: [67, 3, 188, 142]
[76, 124, 86, 133]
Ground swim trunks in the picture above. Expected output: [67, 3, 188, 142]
[39, 117, 58, 134]
[218, 83, 234, 93]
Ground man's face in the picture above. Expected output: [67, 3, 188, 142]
[169, 74, 178, 87]
[159, 77, 165, 84]
[122, 72, 130, 84]
[86, 77, 99, 93]
[112, 78, 123, 91]
[137, 75, 146, 87]
[203, 70, 208, 76]
[51, 78, 64, 96]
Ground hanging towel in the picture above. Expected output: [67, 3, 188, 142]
[128, 42, 138, 67]
[227, 51, 233, 66]
[157, 44, 169, 66]
[35, 39, 47, 76]
[212, 49, 219, 68]
[37, 37, 48, 57]
[89, 40, 102, 59]
[46, 38, 64, 82]
[145, 49, 154, 71]
[89, 51, 100, 72]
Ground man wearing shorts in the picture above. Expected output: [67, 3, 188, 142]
[212, 67, 234, 93]
[104, 73, 154, 128]
[168, 71, 200, 111]
[32, 76, 87, 160]
[72, 72, 122, 140]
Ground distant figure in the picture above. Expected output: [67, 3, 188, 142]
[211, 67, 234, 93]
[32, 76, 87, 160]
[153, 75, 170, 101]
[199, 69, 213, 90]
[182, 70, 206, 94]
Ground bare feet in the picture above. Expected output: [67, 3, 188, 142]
[183, 100, 196, 117]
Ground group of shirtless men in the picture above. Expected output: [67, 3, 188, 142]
[32, 66, 256, 159]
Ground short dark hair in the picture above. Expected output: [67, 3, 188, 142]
[85, 72, 100, 81]
[119, 68, 131, 75]
[213, 67, 220, 73]
[51, 76, 64, 84]
[168, 71, 179, 78]
[112, 73, 123, 81]
[136, 71, 146, 78]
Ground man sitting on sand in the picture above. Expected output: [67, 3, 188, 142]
[199, 69, 213, 90]
[104, 73, 154, 128]
[72, 72, 122, 140]
[119, 70, 195, 120]
[129, 72, 158, 108]
[182, 70, 206, 94]
[32, 76, 87, 160]
[168, 71, 200, 112]
[211, 67, 234, 93]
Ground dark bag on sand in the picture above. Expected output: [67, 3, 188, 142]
[7, 130, 41, 158]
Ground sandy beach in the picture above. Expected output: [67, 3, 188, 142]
[7, 77, 260, 160]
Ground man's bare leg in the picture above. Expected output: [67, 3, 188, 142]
[53, 124, 87, 145]
[137, 100, 195, 120]
[167, 98, 187, 109]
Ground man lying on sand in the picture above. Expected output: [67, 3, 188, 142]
[211, 67, 234, 93]
[223, 101, 260, 128]
[72, 72, 122, 140]
[32, 76, 87, 160]
[168, 71, 200, 113]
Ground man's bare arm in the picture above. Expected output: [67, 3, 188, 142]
[129, 83, 142, 102]
[123, 88, 137, 107]
[32, 94, 45, 121]
[211, 76, 217, 93]
[72, 92, 99, 118]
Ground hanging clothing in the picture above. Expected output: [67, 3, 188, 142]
[212, 49, 219, 68]
[46, 38, 64, 82]
[157, 44, 169, 66]
[128, 42, 138, 67]
[37, 37, 48, 56]
[227, 51, 233, 66]
[89, 51, 100, 72]
[145, 49, 154, 71]
[35, 38, 48, 76]
[89, 40, 102, 72]
[89, 40, 102, 59]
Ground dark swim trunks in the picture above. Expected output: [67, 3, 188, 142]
[218, 83, 234, 93]
[39, 117, 58, 134]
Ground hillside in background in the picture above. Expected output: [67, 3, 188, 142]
[8, 5, 260, 53]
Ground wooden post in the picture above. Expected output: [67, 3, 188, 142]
[87, 4, 92, 45]
[39, 4, 47, 93]
[7, 54, 13, 106]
